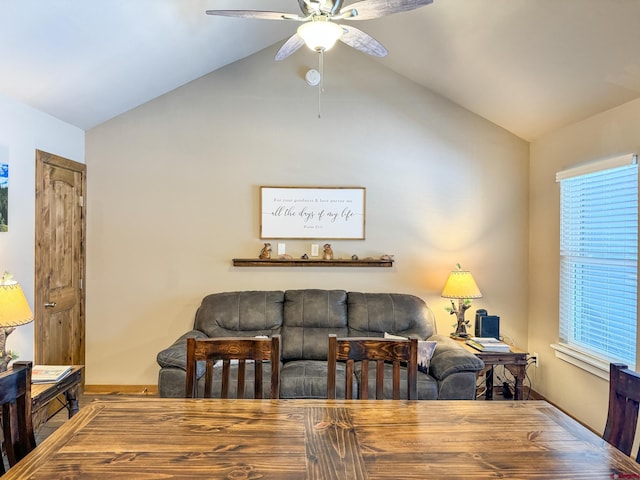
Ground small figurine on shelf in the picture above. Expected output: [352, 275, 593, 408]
[323, 244, 334, 260]
[301, 254, 309, 260]
[259, 243, 272, 259]
[351, 254, 359, 261]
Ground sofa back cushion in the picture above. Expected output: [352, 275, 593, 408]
[194, 291, 284, 338]
[347, 292, 436, 339]
[282, 290, 348, 361]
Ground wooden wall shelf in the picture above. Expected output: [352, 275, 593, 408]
[232, 258, 394, 268]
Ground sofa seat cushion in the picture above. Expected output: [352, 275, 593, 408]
[356, 362, 438, 400]
[193, 361, 282, 399]
[280, 360, 351, 399]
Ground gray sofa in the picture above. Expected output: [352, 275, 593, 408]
[156, 289, 484, 399]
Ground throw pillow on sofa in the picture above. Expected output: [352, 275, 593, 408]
[384, 332, 437, 374]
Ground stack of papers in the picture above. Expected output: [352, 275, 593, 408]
[466, 337, 511, 352]
[32, 365, 73, 384]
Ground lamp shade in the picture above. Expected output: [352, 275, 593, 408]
[441, 270, 482, 299]
[297, 20, 343, 52]
[0, 280, 34, 327]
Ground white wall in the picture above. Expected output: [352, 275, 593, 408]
[529, 97, 640, 433]
[85, 44, 529, 386]
[2, 33, 635, 436]
[0, 93, 84, 362]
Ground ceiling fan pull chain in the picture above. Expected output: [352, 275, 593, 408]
[319, 49, 325, 94]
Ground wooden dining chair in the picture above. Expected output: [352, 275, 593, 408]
[0, 361, 36, 474]
[327, 334, 418, 400]
[185, 336, 281, 399]
[603, 363, 640, 461]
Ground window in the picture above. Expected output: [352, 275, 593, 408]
[556, 154, 638, 371]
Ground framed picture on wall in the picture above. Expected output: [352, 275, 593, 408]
[260, 186, 366, 239]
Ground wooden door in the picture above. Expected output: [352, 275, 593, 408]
[34, 150, 86, 366]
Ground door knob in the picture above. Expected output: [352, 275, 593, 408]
[44, 302, 57, 308]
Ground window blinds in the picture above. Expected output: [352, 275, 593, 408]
[557, 155, 638, 366]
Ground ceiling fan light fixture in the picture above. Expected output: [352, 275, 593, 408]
[297, 19, 343, 52]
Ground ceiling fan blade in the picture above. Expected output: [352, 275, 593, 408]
[205, 10, 305, 21]
[338, 25, 388, 57]
[339, 0, 433, 20]
[275, 34, 306, 61]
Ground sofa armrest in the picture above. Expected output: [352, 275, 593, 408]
[156, 330, 208, 371]
[427, 334, 484, 380]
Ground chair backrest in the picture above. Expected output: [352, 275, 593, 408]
[327, 334, 418, 400]
[603, 363, 640, 461]
[185, 336, 281, 399]
[0, 361, 36, 474]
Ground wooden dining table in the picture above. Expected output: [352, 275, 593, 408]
[5, 398, 640, 479]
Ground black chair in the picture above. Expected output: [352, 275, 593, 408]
[327, 334, 418, 400]
[603, 363, 640, 461]
[185, 336, 281, 399]
[0, 361, 36, 474]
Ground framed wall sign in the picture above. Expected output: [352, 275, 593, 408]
[260, 186, 366, 239]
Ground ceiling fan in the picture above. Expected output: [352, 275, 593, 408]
[205, 0, 434, 61]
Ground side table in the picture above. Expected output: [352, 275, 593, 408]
[31, 365, 84, 430]
[457, 341, 529, 400]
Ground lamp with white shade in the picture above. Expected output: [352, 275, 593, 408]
[441, 265, 482, 338]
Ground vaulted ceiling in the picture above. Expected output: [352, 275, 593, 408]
[2, 0, 639, 141]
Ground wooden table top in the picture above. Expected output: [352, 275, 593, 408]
[6, 398, 640, 479]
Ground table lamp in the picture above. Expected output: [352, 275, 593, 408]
[441, 264, 482, 338]
[0, 272, 34, 372]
